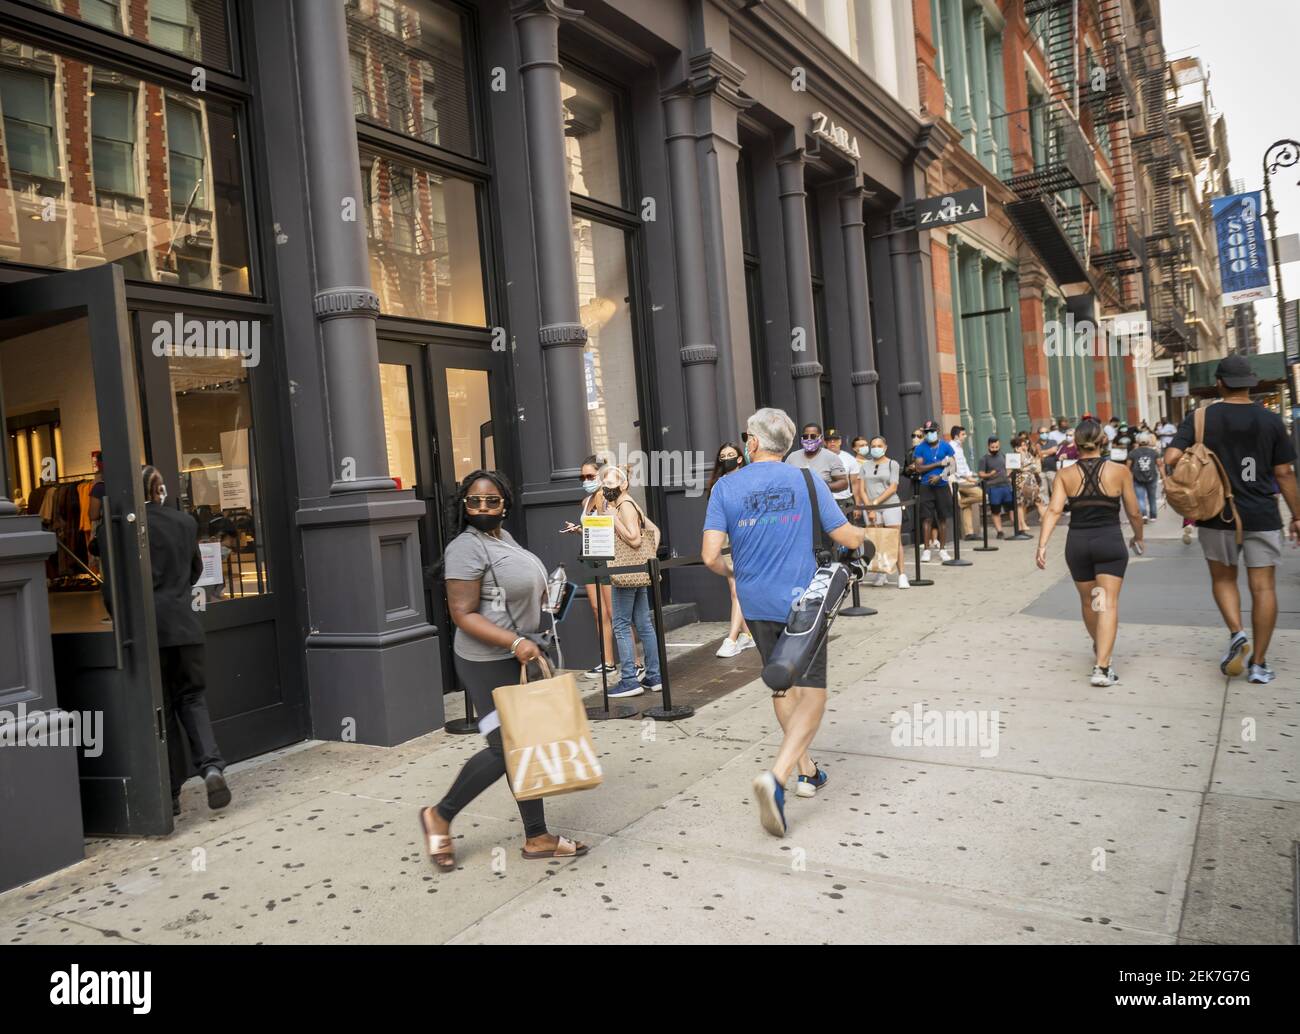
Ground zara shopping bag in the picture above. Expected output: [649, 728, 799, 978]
[862, 526, 901, 573]
[492, 658, 603, 802]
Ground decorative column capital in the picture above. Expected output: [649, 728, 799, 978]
[838, 183, 876, 227]
[509, 0, 583, 22]
[791, 361, 824, 379]
[851, 369, 880, 386]
[539, 322, 588, 347]
[898, 381, 924, 396]
[776, 149, 807, 198]
[687, 48, 750, 110]
[314, 287, 379, 321]
[680, 344, 719, 365]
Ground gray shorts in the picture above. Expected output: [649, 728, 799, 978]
[1198, 527, 1284, 568]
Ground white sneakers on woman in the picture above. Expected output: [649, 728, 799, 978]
[717, 632, 756, 658]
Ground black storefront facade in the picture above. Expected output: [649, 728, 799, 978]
[0, 0, 942, 892]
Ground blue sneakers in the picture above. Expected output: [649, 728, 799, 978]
[752, 771, 787, 837]
[1220, 631, 1249, 677]
[1247, 660, 1275, 685]
[795, 765, 828, 798]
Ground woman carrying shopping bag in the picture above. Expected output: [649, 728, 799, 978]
[419, 470, 589, 872]
[600, 464, 664, 699]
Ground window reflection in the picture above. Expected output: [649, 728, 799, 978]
[169, 353, 268, 601]
[572, 215, 644, 504]
[561, 67, 622, 206]
[22, 0, 232, 68]
[445, 368, 492, 484]
[346, 0, 475, 156]
[360, 151, 486, 325]
[379, 363, 418, 490]
[0, 34, 252, 292]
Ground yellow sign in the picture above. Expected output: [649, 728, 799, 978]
[581, 514, 616, 559]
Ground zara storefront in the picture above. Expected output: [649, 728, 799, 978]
[0, 0, 942, 890]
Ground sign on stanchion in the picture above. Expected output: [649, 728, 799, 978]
[943, 480, 972, 566]
[974, 480, 998, 551]
[907, 483, 934, 587]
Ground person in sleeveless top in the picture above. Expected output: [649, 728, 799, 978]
[1035, 418, 1144, 687]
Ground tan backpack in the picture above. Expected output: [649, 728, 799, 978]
[1164, 403, 1242, 542]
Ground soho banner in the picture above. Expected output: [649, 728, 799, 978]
[1211, 191, 1272, 306]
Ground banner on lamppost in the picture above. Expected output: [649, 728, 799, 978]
[1211, 191, 1272, 306]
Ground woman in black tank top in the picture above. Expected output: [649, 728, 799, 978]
[1035, 419, 1144, 687]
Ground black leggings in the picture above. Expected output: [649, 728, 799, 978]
[1065, 525, 1129, 582]
[436, 654, 548, 838]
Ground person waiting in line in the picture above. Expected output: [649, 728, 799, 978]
[822, 428, 861, 522]
[702, 408, 869, 837]
[707, 442, 756, 659]
[1035, 419, 1144, 687]
[1014, 433, 1047, 530]
[422, 470, 589, 871]
[561, 454, 635, 683]
[977, 437, 1015, 538]
[784, 422, 849, 497]
[600, 463, 664, 699]
[1038, 425, 1060, 507]
[911, 419, 954, 562]
[947, 425, 983, 542]
[139, 465, 230, 818]
[1165, 355, 1300, 685]
[1127, 432, 1162, 523]
[859, 435, 909, 589]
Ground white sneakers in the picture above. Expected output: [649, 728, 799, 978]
[920, 549, 931, 563]
[716, 632, 756, 659]
[870, 571, 888, 588]
[897, 573, 910, 589]
[938, 549, 952, 563]
[1090, 665, 1119, 687]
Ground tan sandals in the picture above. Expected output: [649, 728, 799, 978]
[521, 835, 589, 860]
[419, 807, 456, 872]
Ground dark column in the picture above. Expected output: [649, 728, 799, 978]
[839, 184, 880, 434]
[663, 89, 722, 462]
[513, 0, 590, 478]
[889, 227, 927, 430]
[777, 149, 823, 427]
[289, 0, 440, 745]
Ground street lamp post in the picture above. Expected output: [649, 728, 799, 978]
[1262, 139, 1299, 449]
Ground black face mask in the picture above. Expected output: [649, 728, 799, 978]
[602, 487, 621, 502]
[465, 513, 503, 532]
[720, 456, 739, 473]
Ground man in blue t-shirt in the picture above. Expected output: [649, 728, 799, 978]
[702, 407, 867, 839]
[910, 418, 955, 561]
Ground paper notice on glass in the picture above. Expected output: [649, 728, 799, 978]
[1004, 453, 1022, 470]
[197, 541, 224, 587]
[581, 513, 616, 559]
[219, 468, 251, 509]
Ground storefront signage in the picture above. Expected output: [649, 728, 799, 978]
[1211, 192, 1272, 306]
[913, 186, 988, 227]
[583, 351, 600, 411]
[1170, 381, 1190, 398]
[1146, 359, 1175, 378]
[197, 542, 224, 587]
[810, 112, 861, 160]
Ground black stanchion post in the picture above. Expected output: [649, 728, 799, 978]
[839, 574, 877, 617]
[943, 479, 972, 566]
[974, 478, 998, 551]
[908, 488, 934, 587]
[445, 675, 478, 734]
[585, 559, 638, 721]
[642, 556, 694, 721]
[1009, 469, 1032, 540]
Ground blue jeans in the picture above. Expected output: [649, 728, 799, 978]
[1135, 481, 1159, 518]
[611, 586, 661, 685]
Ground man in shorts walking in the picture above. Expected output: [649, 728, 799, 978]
[703, 408, 868, 837]
[1165, 355, 1299, 684]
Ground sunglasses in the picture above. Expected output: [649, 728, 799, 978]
[465, 495, 503, 509]
[580, 473, 598, 482]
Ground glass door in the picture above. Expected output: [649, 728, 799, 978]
[0, 266, 171, 836]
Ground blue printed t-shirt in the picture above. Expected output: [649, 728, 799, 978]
[911, 439, 953, 485]
[704, 460, 846, 622]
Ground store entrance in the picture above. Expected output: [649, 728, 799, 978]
[378, 339, 503, 698]
[0, 267, 171, 836]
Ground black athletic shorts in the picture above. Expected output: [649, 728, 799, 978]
[919, 481, 953, 523]
[748, 619, 828, 692]
[1064, 525, 1129, 582]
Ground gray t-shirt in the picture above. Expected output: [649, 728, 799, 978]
[785, 447, 845, 489]
[442, 527, 548, 661]
[979, 452, 1010, 488]
[861, 458, 900, 504]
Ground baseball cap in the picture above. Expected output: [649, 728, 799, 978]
[921, 419, 940, 432]
[1215, 353, 1258, 388]
[825, 428, 842, 441]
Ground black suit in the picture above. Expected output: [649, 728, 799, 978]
[145, 502, 224, 800]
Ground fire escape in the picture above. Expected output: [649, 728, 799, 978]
[1130, 6, 1190, 353]
[1089, 0, 1144, 310]
[1001, 0, 1101, 287]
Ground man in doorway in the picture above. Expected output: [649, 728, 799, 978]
[142, 465, 231, 816]
[911, 419, 954, 561]
[1165, 356, 1299, 684]
[703, 408, 868, 837]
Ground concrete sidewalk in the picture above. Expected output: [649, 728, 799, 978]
[2, 506, 1296, 944]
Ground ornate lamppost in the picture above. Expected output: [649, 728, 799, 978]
[1262, 140, 1299, 439]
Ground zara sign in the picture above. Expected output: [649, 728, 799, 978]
[810, 111, 862, 160]
[913, 186, 988, 227]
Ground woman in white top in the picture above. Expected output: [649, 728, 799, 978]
[561, 454, 624, 681]
[707, 442, 755, 659]
[856, 435, 910, 589]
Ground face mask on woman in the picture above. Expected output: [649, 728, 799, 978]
[602, 486, 621, 502]
[582, 479, 600, 495]
[465, 512, 503, 533]
[719, 456, 739, 473]
[856, 445, 870, 457]
[870, 446, 886, 459]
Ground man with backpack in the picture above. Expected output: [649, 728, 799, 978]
[1164, 355, 1300, 684]
[1127, 433, 1162, 522]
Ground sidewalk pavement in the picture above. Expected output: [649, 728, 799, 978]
[2, 506, 1296, 944]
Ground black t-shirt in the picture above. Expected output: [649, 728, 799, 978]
[1129, 447, 1159, 483]
[1170, 402, 1295, 531]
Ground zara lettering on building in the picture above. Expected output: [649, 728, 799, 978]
[810, 112, 862, 160]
